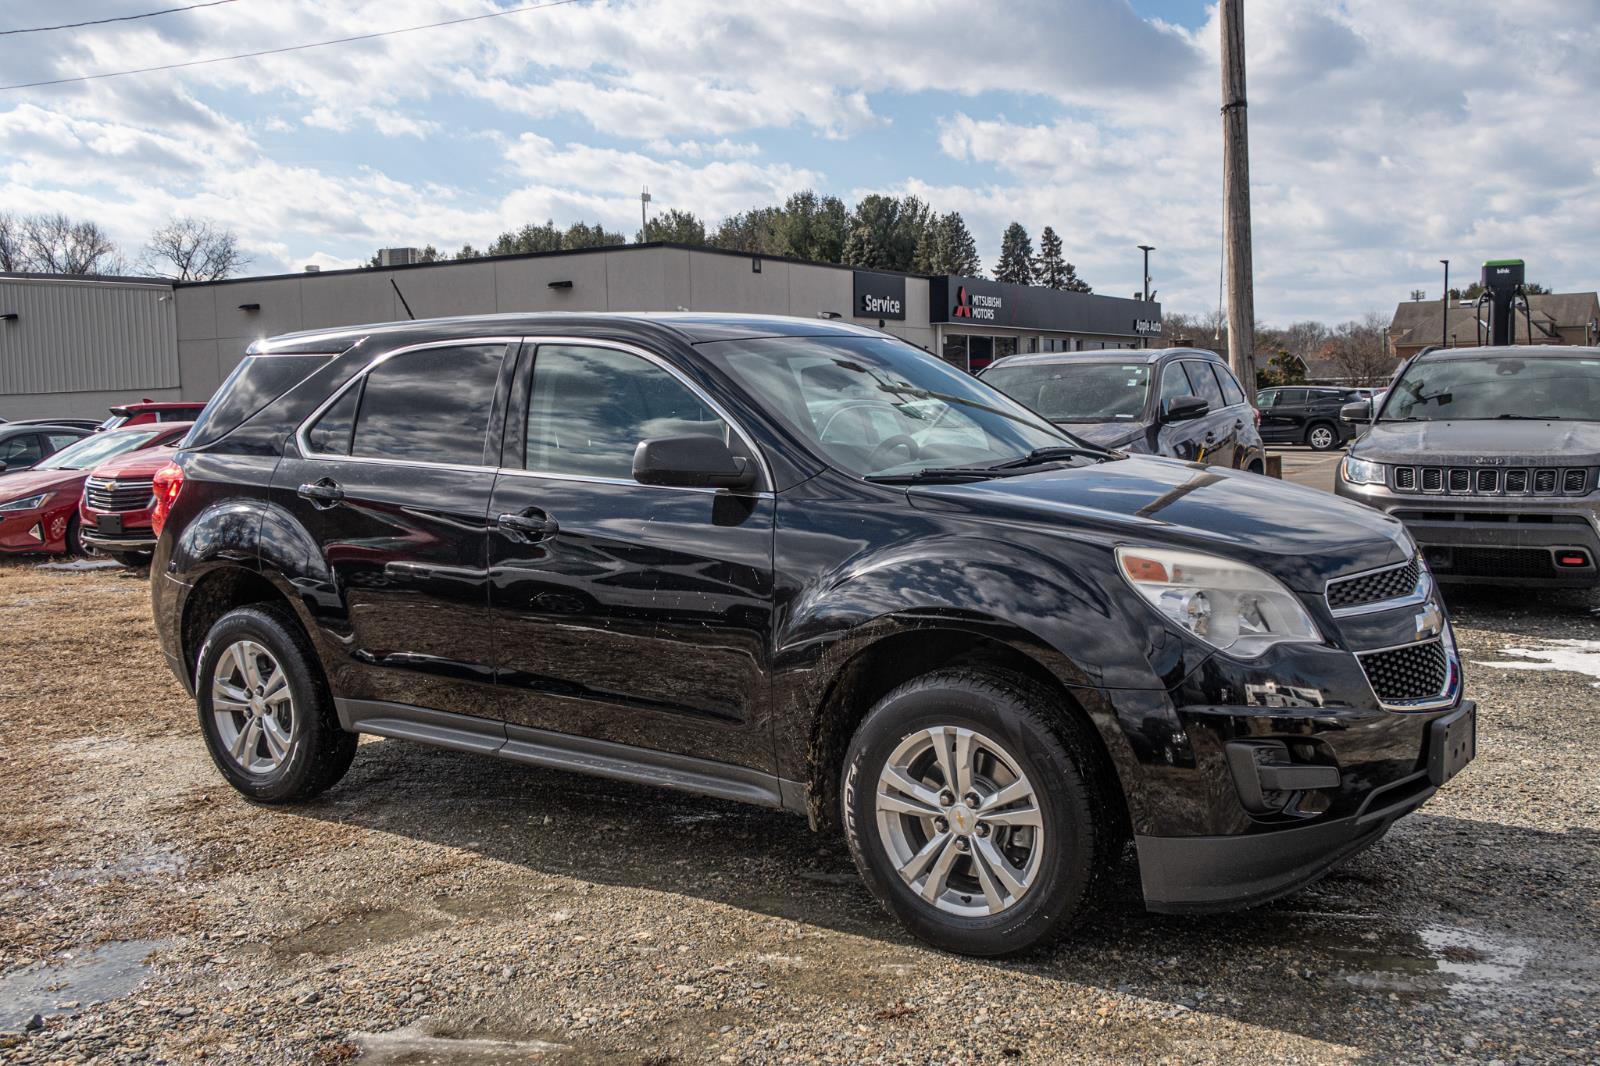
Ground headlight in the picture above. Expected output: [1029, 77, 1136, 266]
[1342, 456, 1386, 485]
[0, 493, 50, 512]
[1116, 546, 1322, 658]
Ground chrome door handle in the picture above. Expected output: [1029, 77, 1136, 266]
[497, 511, 559, 540]
[297, 478, 343, 509]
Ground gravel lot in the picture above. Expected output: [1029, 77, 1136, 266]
[2, 530, 1598, 1063]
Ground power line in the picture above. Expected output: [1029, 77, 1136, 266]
[1, 0, 242, 36]
[0, 0, 587, 91]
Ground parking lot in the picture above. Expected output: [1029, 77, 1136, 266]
[0, 452, 1597, 1065]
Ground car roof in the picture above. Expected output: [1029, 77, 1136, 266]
[985, 347, 1223, 371]
[248, 312, 886, 356]
[110, 401, 206, 412]
[1413, 344, 1600, 362]
[0, 423, 89, 436]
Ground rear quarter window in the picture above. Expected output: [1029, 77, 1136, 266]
[188, 354, 336, 447]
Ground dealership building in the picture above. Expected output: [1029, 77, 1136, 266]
[0, 242, 1162, 418]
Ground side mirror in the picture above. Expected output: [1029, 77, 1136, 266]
[1339, 400, 1373, 425]
[633, 435, 755, 490]
[1160, 396, 1209, 423]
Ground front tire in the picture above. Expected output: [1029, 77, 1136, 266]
[1306, 422, 1340, 451]
[841, 669, 1119, 956]
[195, 604, 356, 803]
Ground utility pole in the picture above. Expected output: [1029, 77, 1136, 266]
[1220, 0, 1256, 398]
[640, 187, 652, 242]
[1138, 244, 1154, 348]
[1439, 259, 1449, 347]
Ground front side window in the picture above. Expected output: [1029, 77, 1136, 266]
[306, 344, 506, 465]
[525, 345, 731, 480]
[982, 361, 1152, 424]
[1380, 355, 1600, 422]
[1160, 363, 1196, 403]
[706, 334, 1075, 479]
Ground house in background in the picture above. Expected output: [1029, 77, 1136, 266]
[1388, 292, 1600, 360]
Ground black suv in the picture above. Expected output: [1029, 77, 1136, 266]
[980, 348, 1266, 472]
[1255, 385, 1362, 451]
[151, 314, 1475, 956]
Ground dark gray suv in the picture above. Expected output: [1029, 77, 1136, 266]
[1335, 345, 1600, 587]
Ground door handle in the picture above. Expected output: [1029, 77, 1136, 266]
[497, 510, 560, 540]
[297, 477, 344, 509]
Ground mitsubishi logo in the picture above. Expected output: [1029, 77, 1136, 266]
[952, 285, 973, 318]
[1414, 601, 1444, 641]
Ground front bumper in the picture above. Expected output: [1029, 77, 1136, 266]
[1136, 701, 1474, 911]
[1337, 478, 1600, 586]
[82, 531, 157, 553]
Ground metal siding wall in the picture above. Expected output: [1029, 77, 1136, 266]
[0, 278, 178, 395]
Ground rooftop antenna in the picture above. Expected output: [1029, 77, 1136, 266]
[390, 278, 415, 320]
[640, 186, 652, 242]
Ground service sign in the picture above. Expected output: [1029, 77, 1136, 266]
[853, 270, 906, 320]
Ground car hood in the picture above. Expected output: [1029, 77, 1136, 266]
[91, 448, 176, 478]
[1350, 419, 1600, 465]
[907, 454, 1411, 592]
[1060, 421, 1146, 449]
[0, 467, 88, 504]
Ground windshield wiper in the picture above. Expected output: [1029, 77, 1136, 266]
[985, 445, 1115, 470]
[865, 466, 1006, 484]
[1494, 413, 1564, 420]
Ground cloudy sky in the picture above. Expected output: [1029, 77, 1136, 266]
[2, 0, 1596, 323]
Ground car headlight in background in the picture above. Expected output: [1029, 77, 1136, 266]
[0, 493, 51, 512]
[1341, 456, 1386, 485]
[1116, 546, 1323, 658]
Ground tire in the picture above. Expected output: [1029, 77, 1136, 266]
[195, 604, 357, 803]
[64, 515, 87, 557]
[841, 669, 1120, 957]
[106, 551, 151, 569]
[1306, 422, 1340, 451]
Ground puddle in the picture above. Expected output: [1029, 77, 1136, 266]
[274, 907, 448, 957]
[1326, 923, 1593, 1000]
[53, 847, 190, 885]
[34, 559, 123, 572]
[1472, 638, 1600, 686]
[0, 939, 169, 1028]
[350, 1022, 566, 1064]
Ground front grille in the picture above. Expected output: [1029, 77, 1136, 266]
[1327, 558, 1421, 612]
[85, 476, 154, 513]
[1359, 639, 1450, 705]
[1428, 546, 1560, 579]
[1392, 464, 1591, 497]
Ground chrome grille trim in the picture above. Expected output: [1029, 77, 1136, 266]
[1325, 556, 1430, 617]
[1390, 464, 1593, 497]
[85, 476, 155, 513]
[1355, 633, 1460, 712]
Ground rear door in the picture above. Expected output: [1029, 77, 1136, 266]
[1264, 387, 1306, 441]
[1154, 361, 1206, 460]
[486, 339, 777, 774]
[1181, 360, 1237, 467]
[1211, 363, 1254, 464]
[273, 338, 514, 719]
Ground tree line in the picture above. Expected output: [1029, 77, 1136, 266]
[0, 211, 248, 281]
[373, 191, 1094, 291]
[1162, 311, 1397, 388]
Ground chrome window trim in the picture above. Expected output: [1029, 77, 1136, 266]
[494, 466, 776, 499]
[515, 335, 775, 493]
[1324, 557, 1432, 618]
[293, 337, 520, 471]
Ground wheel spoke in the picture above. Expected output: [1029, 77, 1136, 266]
[974, 837, 1027, 896]
[877, 790, 941, 819]
[917, 836, 960, 903]
[880, 766, 943, 811]
[239, 645, 264, 690]
[229, 717, 259, 762]
[212, 685, 251, 713]
[219, 643, 246, 687]
[260, 715, 291, 763]
[981, 778, 1032, 812]
[952, 728, 976, 798]
[897, 830, 952, 885]
[969, 841, 1008, 913]
[261, 668, 290, 703]
[926, 727, 958, 791]
[979, 803, 1042, 829]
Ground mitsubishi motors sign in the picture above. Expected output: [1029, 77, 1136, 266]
[931, 274, 1158, 339]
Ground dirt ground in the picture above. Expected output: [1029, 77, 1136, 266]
[1, 556, 1598, 1065]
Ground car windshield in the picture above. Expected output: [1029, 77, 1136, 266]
[1379, 355, 1600, 422]
[36, 428, 162, 470]
[705, 334, 1081, 477]
[982, 360, 1151, 423]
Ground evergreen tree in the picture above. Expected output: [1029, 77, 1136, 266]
[1034, 226, 1066, 289]
[454, 244, 480, 259]
[562, 221, 626, 250]
[637, 209, 707, 245]
[842, 223, 887, 269]
[1059, 261, 1092, 293]
[939, 212, 982, 277]
[846, 195, 902, 269]
[489, 221, 563, 256]
[912, 223, 939, 274]
[994, 222, 1034, 284]
[888, 195, 933, 272]
[779, 191, 849, 263]
[710, 206, 787, 254]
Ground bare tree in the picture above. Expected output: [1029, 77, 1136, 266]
[1328, 312, 1394, 386]
[0, 213, 25, 272]
[142, 216, 248, 281]
[23, 212, 123, 274]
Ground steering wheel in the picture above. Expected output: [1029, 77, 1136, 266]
[867, 434, 919, 470]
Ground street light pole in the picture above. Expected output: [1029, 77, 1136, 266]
[640, 187, 652, 242]
[1138, 244, 1155, 348]
[1440, 259, 1449, 348]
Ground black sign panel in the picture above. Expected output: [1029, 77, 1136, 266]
[853, 270, 906, 321]
[931, 274, 1159, 338]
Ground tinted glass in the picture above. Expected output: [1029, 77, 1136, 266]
[707, 334, 1076, 478]
[1215, 366, 1246, 406]
[47, 433, 84, 451]
[188, 354, 333, 447]
[1380, 355, 1600, 422]
[1256, 389, 1279, 408]
[1159, 364, 1196, 402]
[1183, 362, 1226, 407]
[1278, 388, 1308, 405]
[2, 434, 41, 464]
[305, 386, 359, 456]
[525, 345, 729, 479]
[982, 361, 1151, 423]
[37, 428, 163, 470]
[349, 344, 506, 465]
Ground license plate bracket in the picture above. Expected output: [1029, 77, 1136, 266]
[1427, 704, 1476, 786]
[96, 514, 124, 536]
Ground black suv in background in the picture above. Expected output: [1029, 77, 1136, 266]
[980, 348, 1266, 472]
[1336, 345, 1600, 587]
[1256, 386, 1363, 451]
[150, 314, 1474, 956]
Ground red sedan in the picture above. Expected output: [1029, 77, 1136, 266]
[0, 423, 191, 556]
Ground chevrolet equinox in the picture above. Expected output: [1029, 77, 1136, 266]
[150, 314, 1476, 956]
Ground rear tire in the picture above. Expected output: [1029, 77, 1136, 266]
[1306, 422, 1340, 451]
[195, 604, 356, 803]
[841, 669, 1120, 957]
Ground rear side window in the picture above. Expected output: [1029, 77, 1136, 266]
[189, 354, 335, 447]
[2, 434, 41, 465]
[1183, 362, 1226, 408]
[1215, 366, 1247, 406]
[1159, 364, 1196, 402]
[341, 344, 506, 466]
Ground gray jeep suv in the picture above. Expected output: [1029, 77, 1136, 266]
[1335, 345, 1599, 587]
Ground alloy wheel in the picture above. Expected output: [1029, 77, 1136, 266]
[210, 640, 296, 775]
[874, 726, 1045, 917]
[1309, 426, 1335, 449]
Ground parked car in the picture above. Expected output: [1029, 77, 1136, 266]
[79, 431, 191, 566]
[151, 314, 1474, 957]
[0, 423, 191, 556]
[979, 348, 1267, 472]
[1255, 385, 1364, 451]
[0, 424, 95, 475]
[6, 418, 103, 432]
[98, 400, 206, 431]
[1336, 344, 1600, 586]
